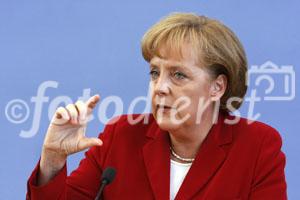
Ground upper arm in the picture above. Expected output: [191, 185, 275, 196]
[249, 128, 287, 200]
[26, 116, 120, 200]
[65, 119, 118, 199]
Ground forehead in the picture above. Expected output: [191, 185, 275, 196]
[150, 43, 200, 69]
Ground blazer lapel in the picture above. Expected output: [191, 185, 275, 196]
[142, 123, 171, 200]
[175, 113, 232, 200]
[142, 113, 232, 200]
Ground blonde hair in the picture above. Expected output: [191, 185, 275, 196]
[141, 12, 248, 112]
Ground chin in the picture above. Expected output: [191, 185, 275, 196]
[154, 115, 182, 131]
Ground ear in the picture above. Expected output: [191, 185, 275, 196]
[210, 74, 227, 101]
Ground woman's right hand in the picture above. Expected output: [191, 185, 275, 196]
[38, 95, 103, 185]
[43, 94, 103, 157]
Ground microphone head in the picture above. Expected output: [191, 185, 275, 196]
[101, 167, 116, 185]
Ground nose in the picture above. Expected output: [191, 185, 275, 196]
[153, 74, 171, 96]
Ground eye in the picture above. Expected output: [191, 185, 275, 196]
[149, 69, 159, 80]
[173, 71, 187, 80]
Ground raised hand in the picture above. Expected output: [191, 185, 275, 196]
[43, 94, 103, 156]
[38, 95, 103, 186]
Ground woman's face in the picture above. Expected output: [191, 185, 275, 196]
[149, 43, 215, 131]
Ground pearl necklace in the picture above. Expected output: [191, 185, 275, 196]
[170, 147, 195, 163]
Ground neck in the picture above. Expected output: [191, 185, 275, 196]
[169, 109, 217, 162]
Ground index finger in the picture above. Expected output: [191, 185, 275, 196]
[86, 94, 100, 110]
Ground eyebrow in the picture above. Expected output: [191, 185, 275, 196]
[149, 62, 192, 74]
[150, 59, 182, 68]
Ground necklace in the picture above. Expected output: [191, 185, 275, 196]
[170, 147, 195, 163]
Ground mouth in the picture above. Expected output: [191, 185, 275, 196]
[156, 104, 173, 110]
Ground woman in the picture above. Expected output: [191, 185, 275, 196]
[26, 13, 287, 200]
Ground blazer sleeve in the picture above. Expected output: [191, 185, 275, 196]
[249, 128, 287, 200]
[26, 119, 118, 200]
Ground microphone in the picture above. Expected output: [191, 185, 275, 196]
[94, 167, 116, 200]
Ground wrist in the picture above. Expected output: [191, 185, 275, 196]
[40, 148, 67, 171]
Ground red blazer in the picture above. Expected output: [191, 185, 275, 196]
[26, 113, 287, 200]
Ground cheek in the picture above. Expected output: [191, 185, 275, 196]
[149, 83, 155, 105]
[176, 90, 211, 115]
[177, 98, 198, 117]
[151, 99, 156, 115]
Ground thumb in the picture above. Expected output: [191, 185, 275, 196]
[78, 137, 103, 151]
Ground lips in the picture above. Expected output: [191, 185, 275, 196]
[156, 104, 173, 109]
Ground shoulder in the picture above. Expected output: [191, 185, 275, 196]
[223, 115, 286, 183]
[227, 115, 283, 146]
[229, 117, 287, 196]
[99, 113, 157, 141]
[104, 113, 156, 132]
[94, 113, 157, 164]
